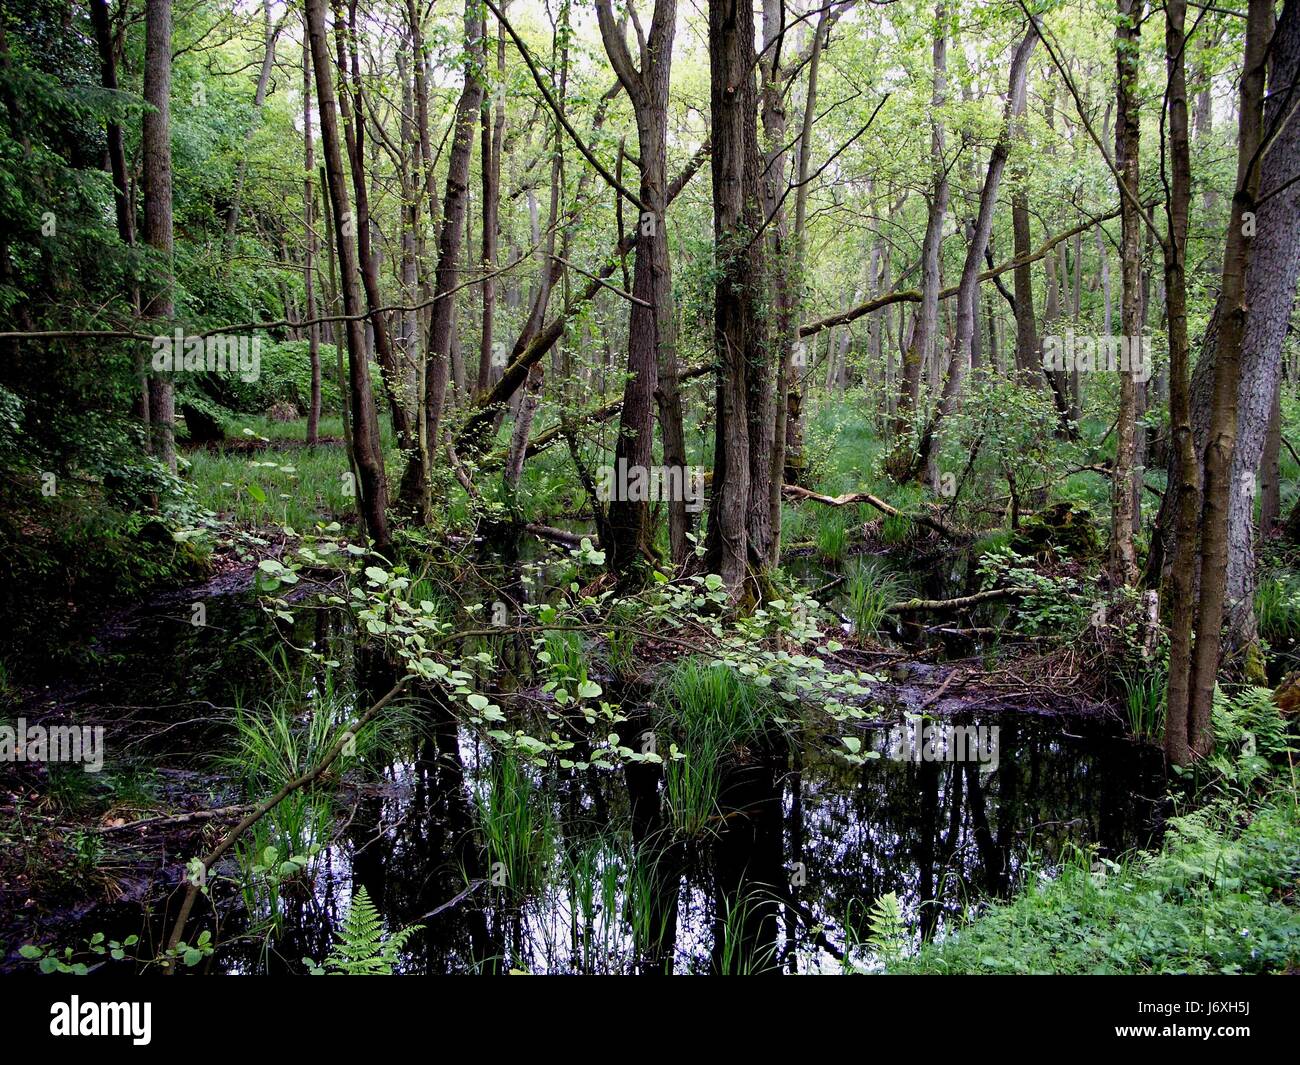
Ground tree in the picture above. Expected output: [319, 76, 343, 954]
[595, 0, 679, 578]
[142, 0, 175, 472]
[1181, 0, 1274, 760]
[305, 0, 390, 549]
[1109, 0, 1141, 586]
[705, 0, 767, 597]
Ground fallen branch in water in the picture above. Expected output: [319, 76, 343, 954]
[525, 522, 585, 547]
[885, 586, 1034, 614]
[159, 676, 411, 972]
[781, 484, 963, 540]
[96, 804, 257, 835]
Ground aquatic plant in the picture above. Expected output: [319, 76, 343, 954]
[658, 660, 774, 837]
[1119, 667, 1166, 740]
[476, 752, 557, 899]
[844, 558, 901, 643]
[815, 509, 851, 563]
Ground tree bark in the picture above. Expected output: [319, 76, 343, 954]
[303, 28, 321, 445]
[1185, 0, 1273, 759]
[1161, 0, 1199, 766]
[335, 1, 417, 478]
[142, 0, 175, 472]
[305, 0, 390, 549]
[913, 25, 1037, 477]
[892, 1, 950, 455]
[595, 0, 679, 578]
[705, 0, 766, 596]
[420, 0, 485, 519]
[1109, 0, 1142, 586]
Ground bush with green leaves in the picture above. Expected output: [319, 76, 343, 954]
[892, 796, 1300, 975]
[975, 545, 1089, 635]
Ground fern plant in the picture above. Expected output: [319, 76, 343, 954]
[865, 891, 907, 966]
[307, 886, 420, 975]
[1205, 685, 1295, 794]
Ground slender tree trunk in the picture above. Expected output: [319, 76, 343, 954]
[705, 0, 766, 596]
[224, 7, 282, 254]
[306, 0, 389, 549]
[477, 8, 505, 395]
[1109, 0, 1142, 586]
[335, 1, 417, 475]
[913, 24, 1037, 476]
[596, 0, 678, 577]
[90, 0, 148, 435]
[1161, 0, 1199, 766]
[766, 2, 827, 562]
[1185, 0, 1273, 759]
[892, 1, 949, 454]
[304, 30, 321, 445]
[142, 0, 175, 472]
[420, 0, 485, 518]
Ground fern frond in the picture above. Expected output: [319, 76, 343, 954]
[322, 886, 421, 975]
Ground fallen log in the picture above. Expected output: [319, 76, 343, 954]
[781, 483, 963, 540]
[96, 804, 257, 835]
[525, 522, 586, 547]
[885, 586, 1035, 614]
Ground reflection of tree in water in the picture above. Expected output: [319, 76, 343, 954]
[787, 714, 1162, 966]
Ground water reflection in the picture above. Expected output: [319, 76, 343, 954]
[11, 561, 1163, 975]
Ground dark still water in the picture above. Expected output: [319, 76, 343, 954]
[6, 571, 1164, 975]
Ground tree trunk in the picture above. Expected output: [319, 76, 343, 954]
[477, 9, 505, 395]
[1161, 0, 1199, 766]
[335, 1, 417, 476]
[893, 1, 950, 454]
[142, 0, 175, 472]
[914, 25, 1036, 476]
[419, 0, 485, 518]
[705, 0, 766, 596]
[224, 7, 282, 254]
[1109, 0, 1142, 586]
[306, 0, 389, 549]
[1220, 0, 1300, 652]
[1185, 0, 1273, 759]
[596, 0, 679, 578]
[303, 29, 321, 445]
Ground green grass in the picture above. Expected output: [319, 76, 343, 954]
[186, 444, 357, 531]
[1255, 572, 1300, 649]
[814, 509, 852, 563]
[476, 752, 556, 899]
[183, 413, 400, 531]
[657, 659, 775, 837]
[1120, 667, 1166, 740]
[843, 557, 902, 643]
[222, 652, 413, 926]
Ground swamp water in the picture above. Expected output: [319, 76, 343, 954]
[7, 547, 1165, 974]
